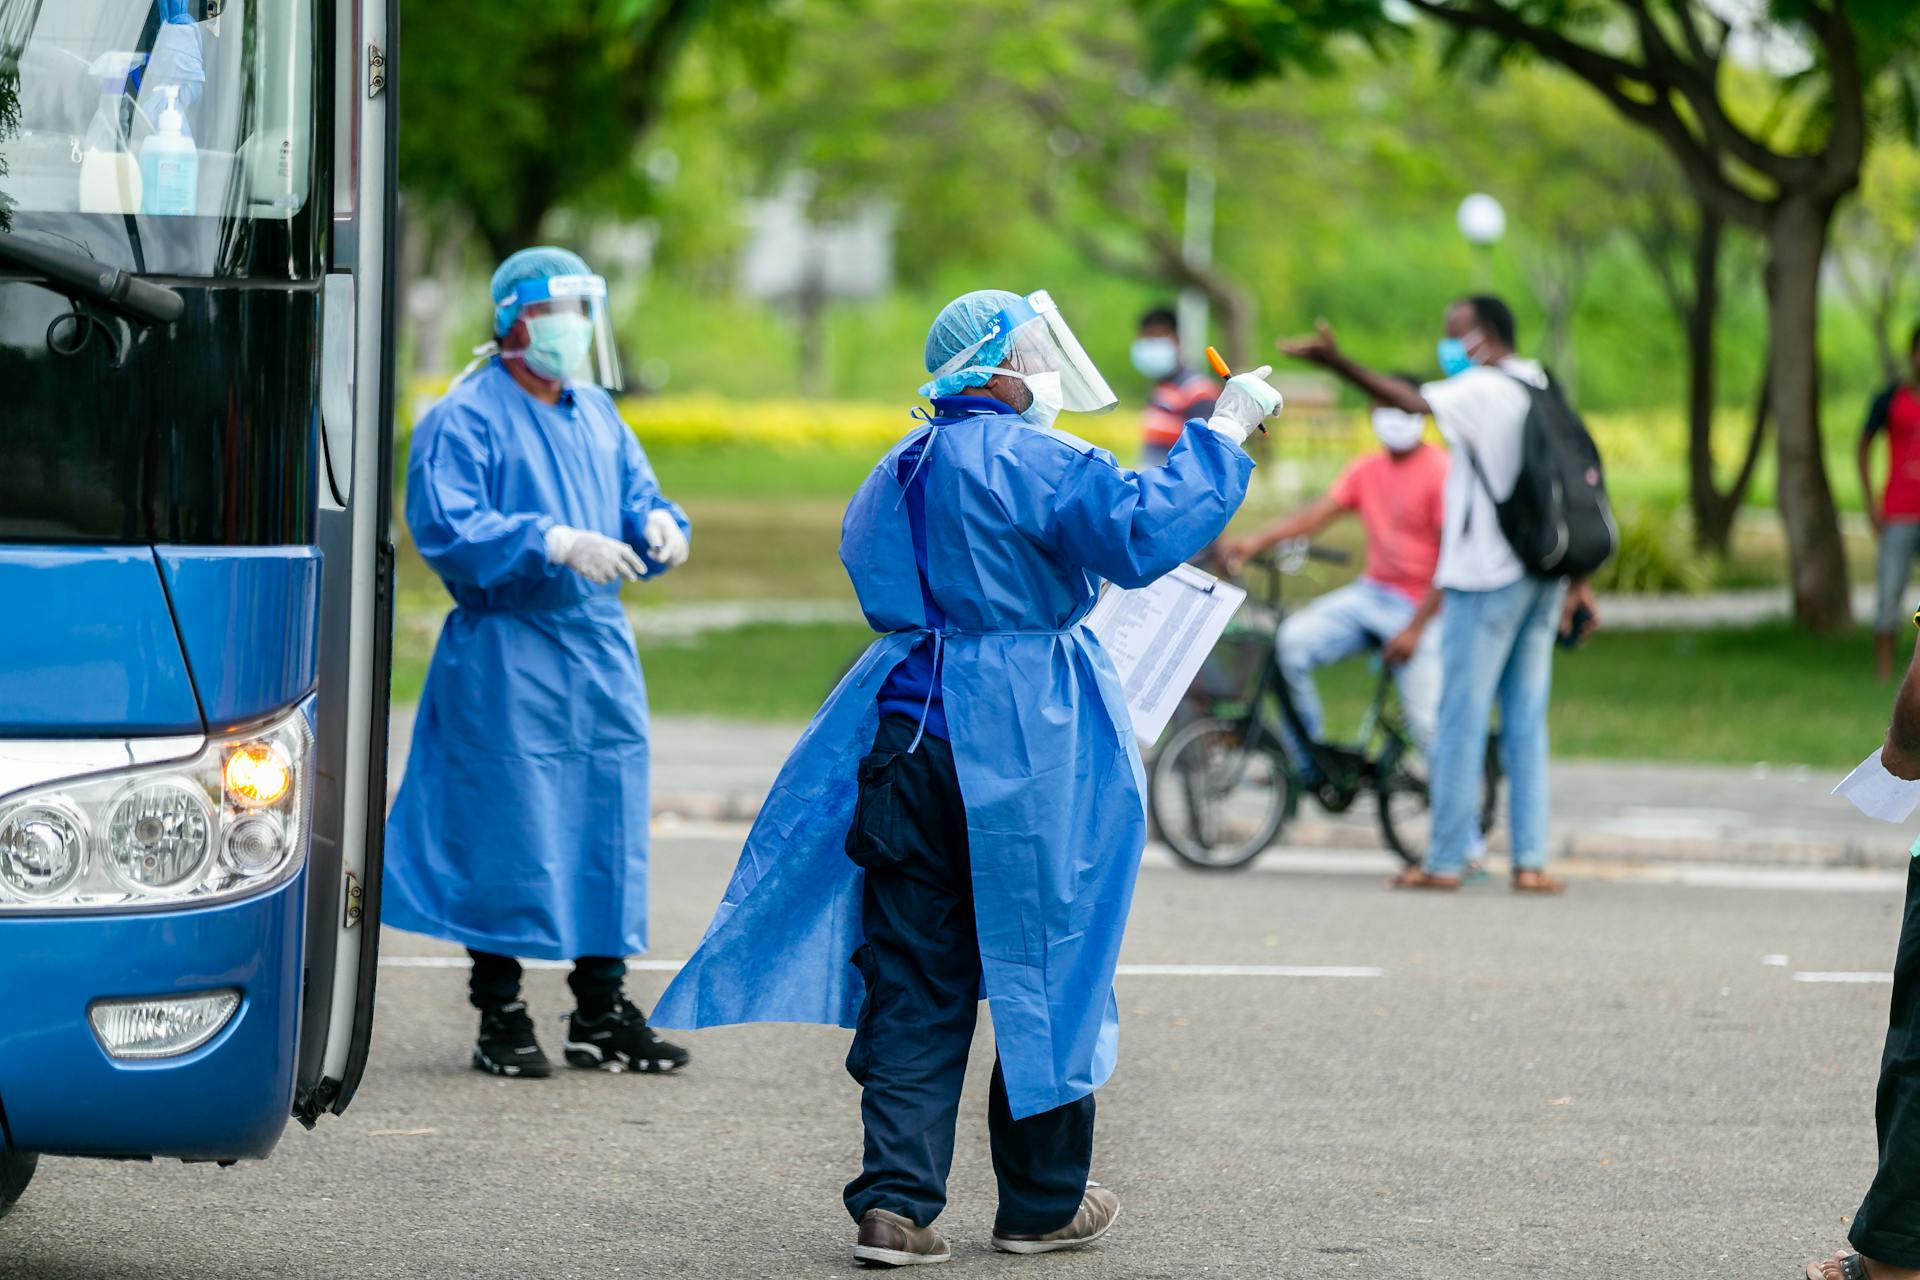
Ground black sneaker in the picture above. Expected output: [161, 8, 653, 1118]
[472, 1000, 553, 1078]
[563, 998, 690, 1073]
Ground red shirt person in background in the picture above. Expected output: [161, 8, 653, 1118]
[1858, 323, 1920, 680]
[1131, 304, 1220, 467]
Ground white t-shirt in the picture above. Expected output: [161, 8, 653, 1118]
[1420, 356, 1547, 592]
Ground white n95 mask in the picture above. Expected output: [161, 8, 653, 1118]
[1018, 370, 1064, 428]
[1371, 407, 1426, 452]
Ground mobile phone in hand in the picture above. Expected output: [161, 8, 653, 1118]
[1558, 603, 1594, 650]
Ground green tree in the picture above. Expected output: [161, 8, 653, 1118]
[1149, 0, 1920, 631]
[738, 0, 1312, 364]
[1834, 137, 1920, 382]
[399, 0, 793, 261]
[0, 64, 17, 234]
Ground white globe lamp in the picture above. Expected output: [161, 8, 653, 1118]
[1457, 193, 1507, 246]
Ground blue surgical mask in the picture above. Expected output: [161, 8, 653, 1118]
[1436, 337, 1474, 378]
[523, 313, 595, 381]
[1130, 336, 1180, 380]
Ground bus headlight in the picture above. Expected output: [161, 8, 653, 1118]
[0, 705, 313, 912]
[0, 801, 88, 900]
[105, 780, 215, 893]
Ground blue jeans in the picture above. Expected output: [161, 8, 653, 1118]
[1276, 579, 1440, 764]
[1877, 520, 1920, 633]
[1426, 576, 1566, 876]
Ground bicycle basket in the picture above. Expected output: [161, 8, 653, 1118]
[1190, 624, 1273, 702]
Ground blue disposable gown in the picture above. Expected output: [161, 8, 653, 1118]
[653, 408, 1251, 1118]
[383, 360, 690, 959]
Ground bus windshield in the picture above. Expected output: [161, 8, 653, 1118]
[0, 0, 319, 277]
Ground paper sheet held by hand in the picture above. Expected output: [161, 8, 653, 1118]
[1833, 747, 1920, 824]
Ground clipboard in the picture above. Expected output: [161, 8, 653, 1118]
[1085, 563, 1247, 745]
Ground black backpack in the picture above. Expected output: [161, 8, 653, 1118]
[1461, 373, 1616, 579]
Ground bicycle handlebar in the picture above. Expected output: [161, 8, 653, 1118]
[1259, 540, 1350, 572]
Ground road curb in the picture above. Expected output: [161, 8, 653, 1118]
[650, 788, 1913, 871]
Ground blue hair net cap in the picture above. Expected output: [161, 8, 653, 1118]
[920, 288, 1023, 398]
[491, 246, 595, 336]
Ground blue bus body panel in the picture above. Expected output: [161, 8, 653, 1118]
[0, 547, 200, 736]
[0, 871, 305, 1160]
[157, 546, 322, 731]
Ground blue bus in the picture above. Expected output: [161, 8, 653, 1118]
[0, 0, 395, 1215]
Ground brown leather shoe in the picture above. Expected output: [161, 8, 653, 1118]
[990, 1186, 1120, 1254]
[851, 1209, 951, 1267]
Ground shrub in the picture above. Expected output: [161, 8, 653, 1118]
[1591, 505, 1714, 595]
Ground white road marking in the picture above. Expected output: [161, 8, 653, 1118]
[1588, 864, 1907, 893]
[377, 956, 1383, 979]
[1116, 964, 1383, 979]
[1791, 971, 1894, 984]
[662, 824, 1911, 895]
[379, 956, 685, 972]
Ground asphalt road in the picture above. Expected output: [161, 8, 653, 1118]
[1, 833, 1909, 1279]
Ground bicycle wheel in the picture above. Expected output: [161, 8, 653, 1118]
[1376, 737, 1501, 868]
[1148, 716, 1292, 871]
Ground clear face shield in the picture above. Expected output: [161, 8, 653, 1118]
[922, 290, 1119, 415]
[498, 274, 624, 390]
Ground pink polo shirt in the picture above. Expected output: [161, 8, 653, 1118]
[1328, 444, 1447, 602]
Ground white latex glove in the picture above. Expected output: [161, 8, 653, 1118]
[544, 524, 647, 585]
[1207, 365, 1284, 445]
[643, 509, 691, 569]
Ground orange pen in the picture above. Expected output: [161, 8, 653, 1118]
[1204, 345, 1268, 435]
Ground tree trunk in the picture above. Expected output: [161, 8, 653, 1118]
[1764, 196, 1851, 632]
[1685, 211, 1724, 548]
[1210, 280, 1255, 371]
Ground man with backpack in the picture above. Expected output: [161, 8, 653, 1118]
[1281, 295, 1609, 894]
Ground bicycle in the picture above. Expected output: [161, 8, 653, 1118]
[1147, 541, 1501, 871]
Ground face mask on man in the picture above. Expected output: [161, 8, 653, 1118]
[521, 312, 596, 381]
[1129, 336, 1180, 381]
[1371, 407, 1426, 453]
[1436, 327, 1485, 379]
[1016, 370, 1064, 428]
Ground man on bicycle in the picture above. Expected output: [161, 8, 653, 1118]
[1219, 376, 1447, 768]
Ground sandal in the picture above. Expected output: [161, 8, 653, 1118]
[1389, 867, 1460, 891]
[1806, 1253, 1874, 1279]
[1510, 869, 1566, 895]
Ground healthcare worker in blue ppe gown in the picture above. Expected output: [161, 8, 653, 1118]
[385, 248, 694, 1080]
[654, 289, 1282, 1266]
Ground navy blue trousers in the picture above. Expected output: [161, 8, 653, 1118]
[1853, 853, 1920, 1267]
[842, 716, 1095, 1235]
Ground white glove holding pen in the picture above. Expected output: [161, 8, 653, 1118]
[545, 524, 647, 585]
[1206, 365, 1284, 446]
[643, 509, 691, 569]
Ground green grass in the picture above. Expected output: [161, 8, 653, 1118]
[391, 620, 877, 720]
[393, 614, 1900, 770]
[633, 623, 878, 721]
[1311, 622, 1895, 770]
[384, 431, 1901, 769]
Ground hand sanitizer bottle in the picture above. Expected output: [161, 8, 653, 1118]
[140, 86, 198, 216]
[77, 53, 146, 214]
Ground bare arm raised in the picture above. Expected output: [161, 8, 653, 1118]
[1277, 320, 1431, 416]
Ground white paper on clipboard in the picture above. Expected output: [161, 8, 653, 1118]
[1086, 563, 1247, 746]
